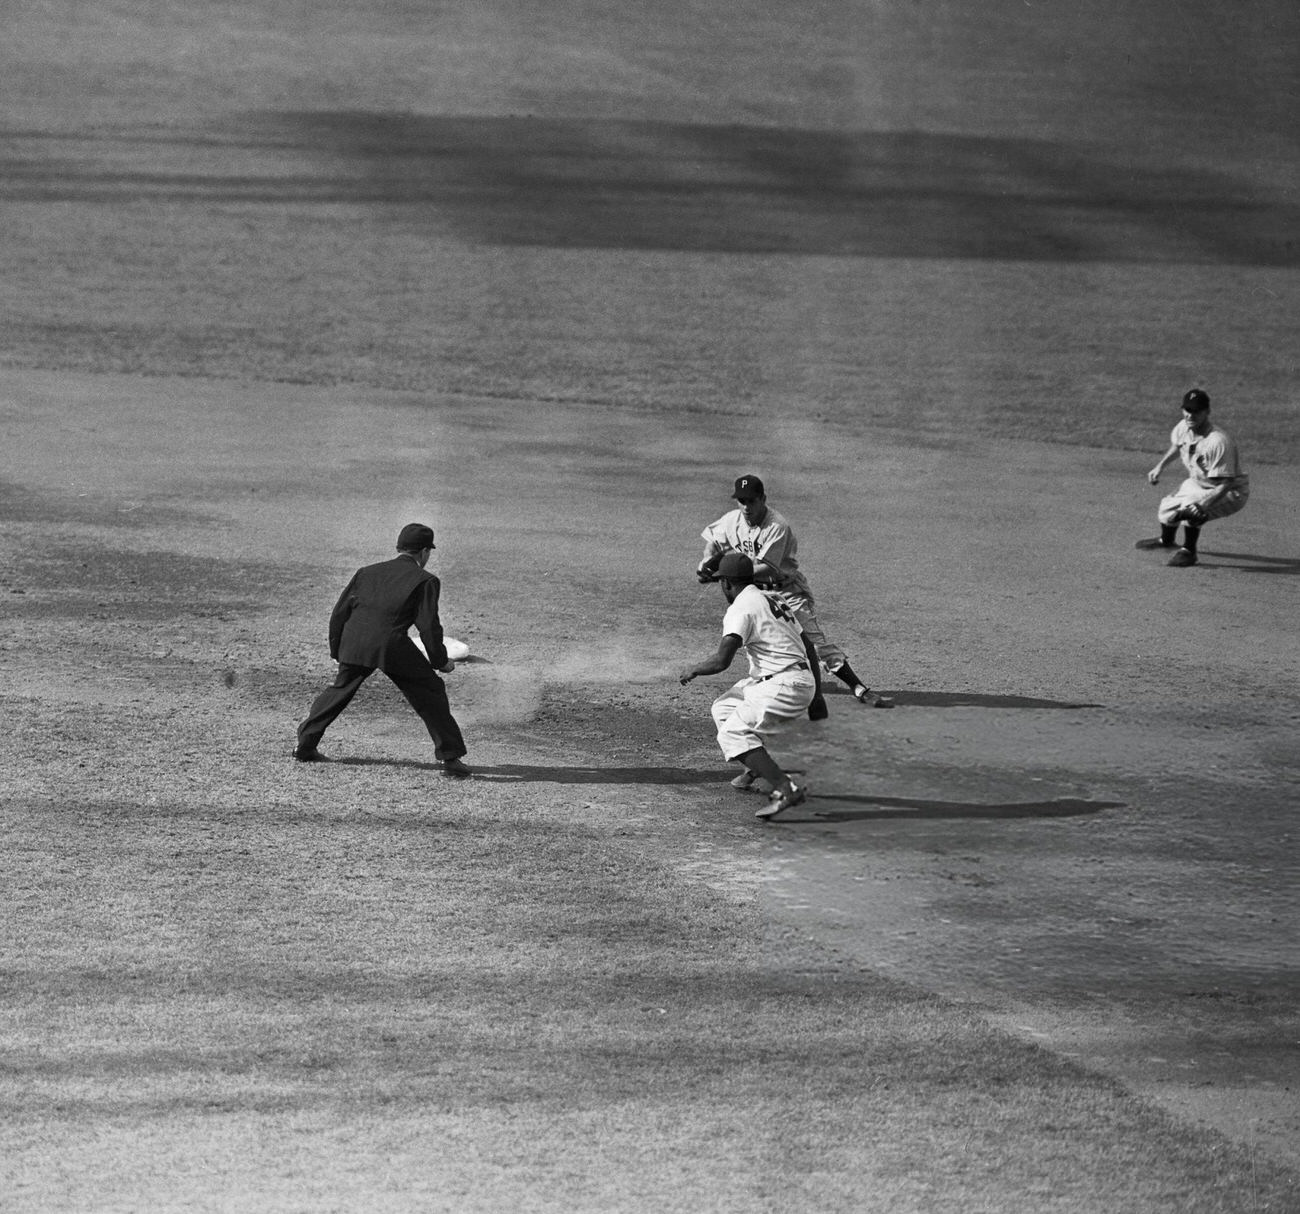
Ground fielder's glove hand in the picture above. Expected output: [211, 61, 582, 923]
[1183, 503, 1209, 523]
[696, 567, 718, 584]
[808, 694, 829, 721]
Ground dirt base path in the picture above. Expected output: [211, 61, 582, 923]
[4, 368, 1297, 1174]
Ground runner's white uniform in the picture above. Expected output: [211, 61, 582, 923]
[1157, 419, 1250, 526]
[701, 506, 846, 673]
[711, 584, 817, 760]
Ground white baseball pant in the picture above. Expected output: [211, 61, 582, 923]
[711, 669, 817, 760]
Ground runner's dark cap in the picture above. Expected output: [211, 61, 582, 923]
[717, 552, 755, 580]
[1182, 389, 1211, 412]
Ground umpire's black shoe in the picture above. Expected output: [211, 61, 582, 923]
[294, 746, 329, 762]
[441, 757, 472, 779]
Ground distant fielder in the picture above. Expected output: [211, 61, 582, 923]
[680, 552, 820, 821]
[697, 473, 892, 710]
[1137, 389, 1249, 568]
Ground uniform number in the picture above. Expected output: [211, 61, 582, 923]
[763, 593, 794, 623]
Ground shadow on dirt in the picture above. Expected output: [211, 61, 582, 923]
[332, 759, 730, 786]
[879, 690, 1103, 709]
[1200, 551, 1300, 574]
[475, 764, 732, 786]
[803, 795, 1122, 822]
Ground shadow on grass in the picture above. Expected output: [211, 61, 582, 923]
[5, 115, 1295, 265]
[1200, 551, 1300, 575]
[795, 795, 1122, 823]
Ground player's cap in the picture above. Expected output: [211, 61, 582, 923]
[733, 474, 765, 500]
[1182, 389, 1211, 412]
[396, 523, 436, 550]
[716, 552, 755, 581]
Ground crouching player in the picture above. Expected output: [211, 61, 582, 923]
[1138, 388, 1249, 568]
[679, 551, 821, 821]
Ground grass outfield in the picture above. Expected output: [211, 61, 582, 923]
[3, 1, 1298, 1210]
[2, 1, 1297, 457]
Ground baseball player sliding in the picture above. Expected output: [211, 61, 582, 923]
[680, 552, 820, 821]
[1137, 389, 1249, 567]
[697, 474, 892, 710]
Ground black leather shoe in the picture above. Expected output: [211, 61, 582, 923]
[294, 746, 329, 762]
[441, 757, 472, 779]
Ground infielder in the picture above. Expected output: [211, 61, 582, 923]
[295, 523, 471, 777]
[696, 474, 892, 710]
[1137, 389, 1249, 568]
[680, 552, 820, 821]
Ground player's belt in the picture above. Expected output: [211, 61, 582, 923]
[755, 661, 809, 682]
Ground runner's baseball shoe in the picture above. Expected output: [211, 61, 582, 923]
[1167, 548, 1198, 567]
[853, 685, 894, 708]
[756, 782, 807, 821]
[731, 770, 775, 794]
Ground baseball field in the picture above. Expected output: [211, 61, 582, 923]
[3, 2, 1298, 1210]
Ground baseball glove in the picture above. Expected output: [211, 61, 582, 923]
[1182, 503, 1209, 523]
[696, 566, 718, 584]
[808, 694, 829, 721]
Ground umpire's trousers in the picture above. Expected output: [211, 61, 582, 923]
[297, 662, 467, 761]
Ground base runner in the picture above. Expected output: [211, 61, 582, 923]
[680, 551, 821, 821]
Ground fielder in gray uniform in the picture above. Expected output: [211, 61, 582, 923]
[1137, 389, 1249, 568]
[696, 474, 892, 711]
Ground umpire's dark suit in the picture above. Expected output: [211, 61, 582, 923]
[296, 549, 467, 761]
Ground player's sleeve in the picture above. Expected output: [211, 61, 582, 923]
[721, 599, 753, 646]
[754, 520, 795, 570]
[700, 515, 733, 558]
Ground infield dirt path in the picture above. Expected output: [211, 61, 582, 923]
[5, 368, 1297, 1169]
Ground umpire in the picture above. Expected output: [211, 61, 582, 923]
[294, 523, 471, 777]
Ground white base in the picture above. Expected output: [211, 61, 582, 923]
[411, 634, 470, 661]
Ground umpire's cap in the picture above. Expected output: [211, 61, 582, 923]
[396, 523, 436, 551]
[1182, 389, 1211, 412]
[716, 552, 755, 581]
[733, 474, 765, 499]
